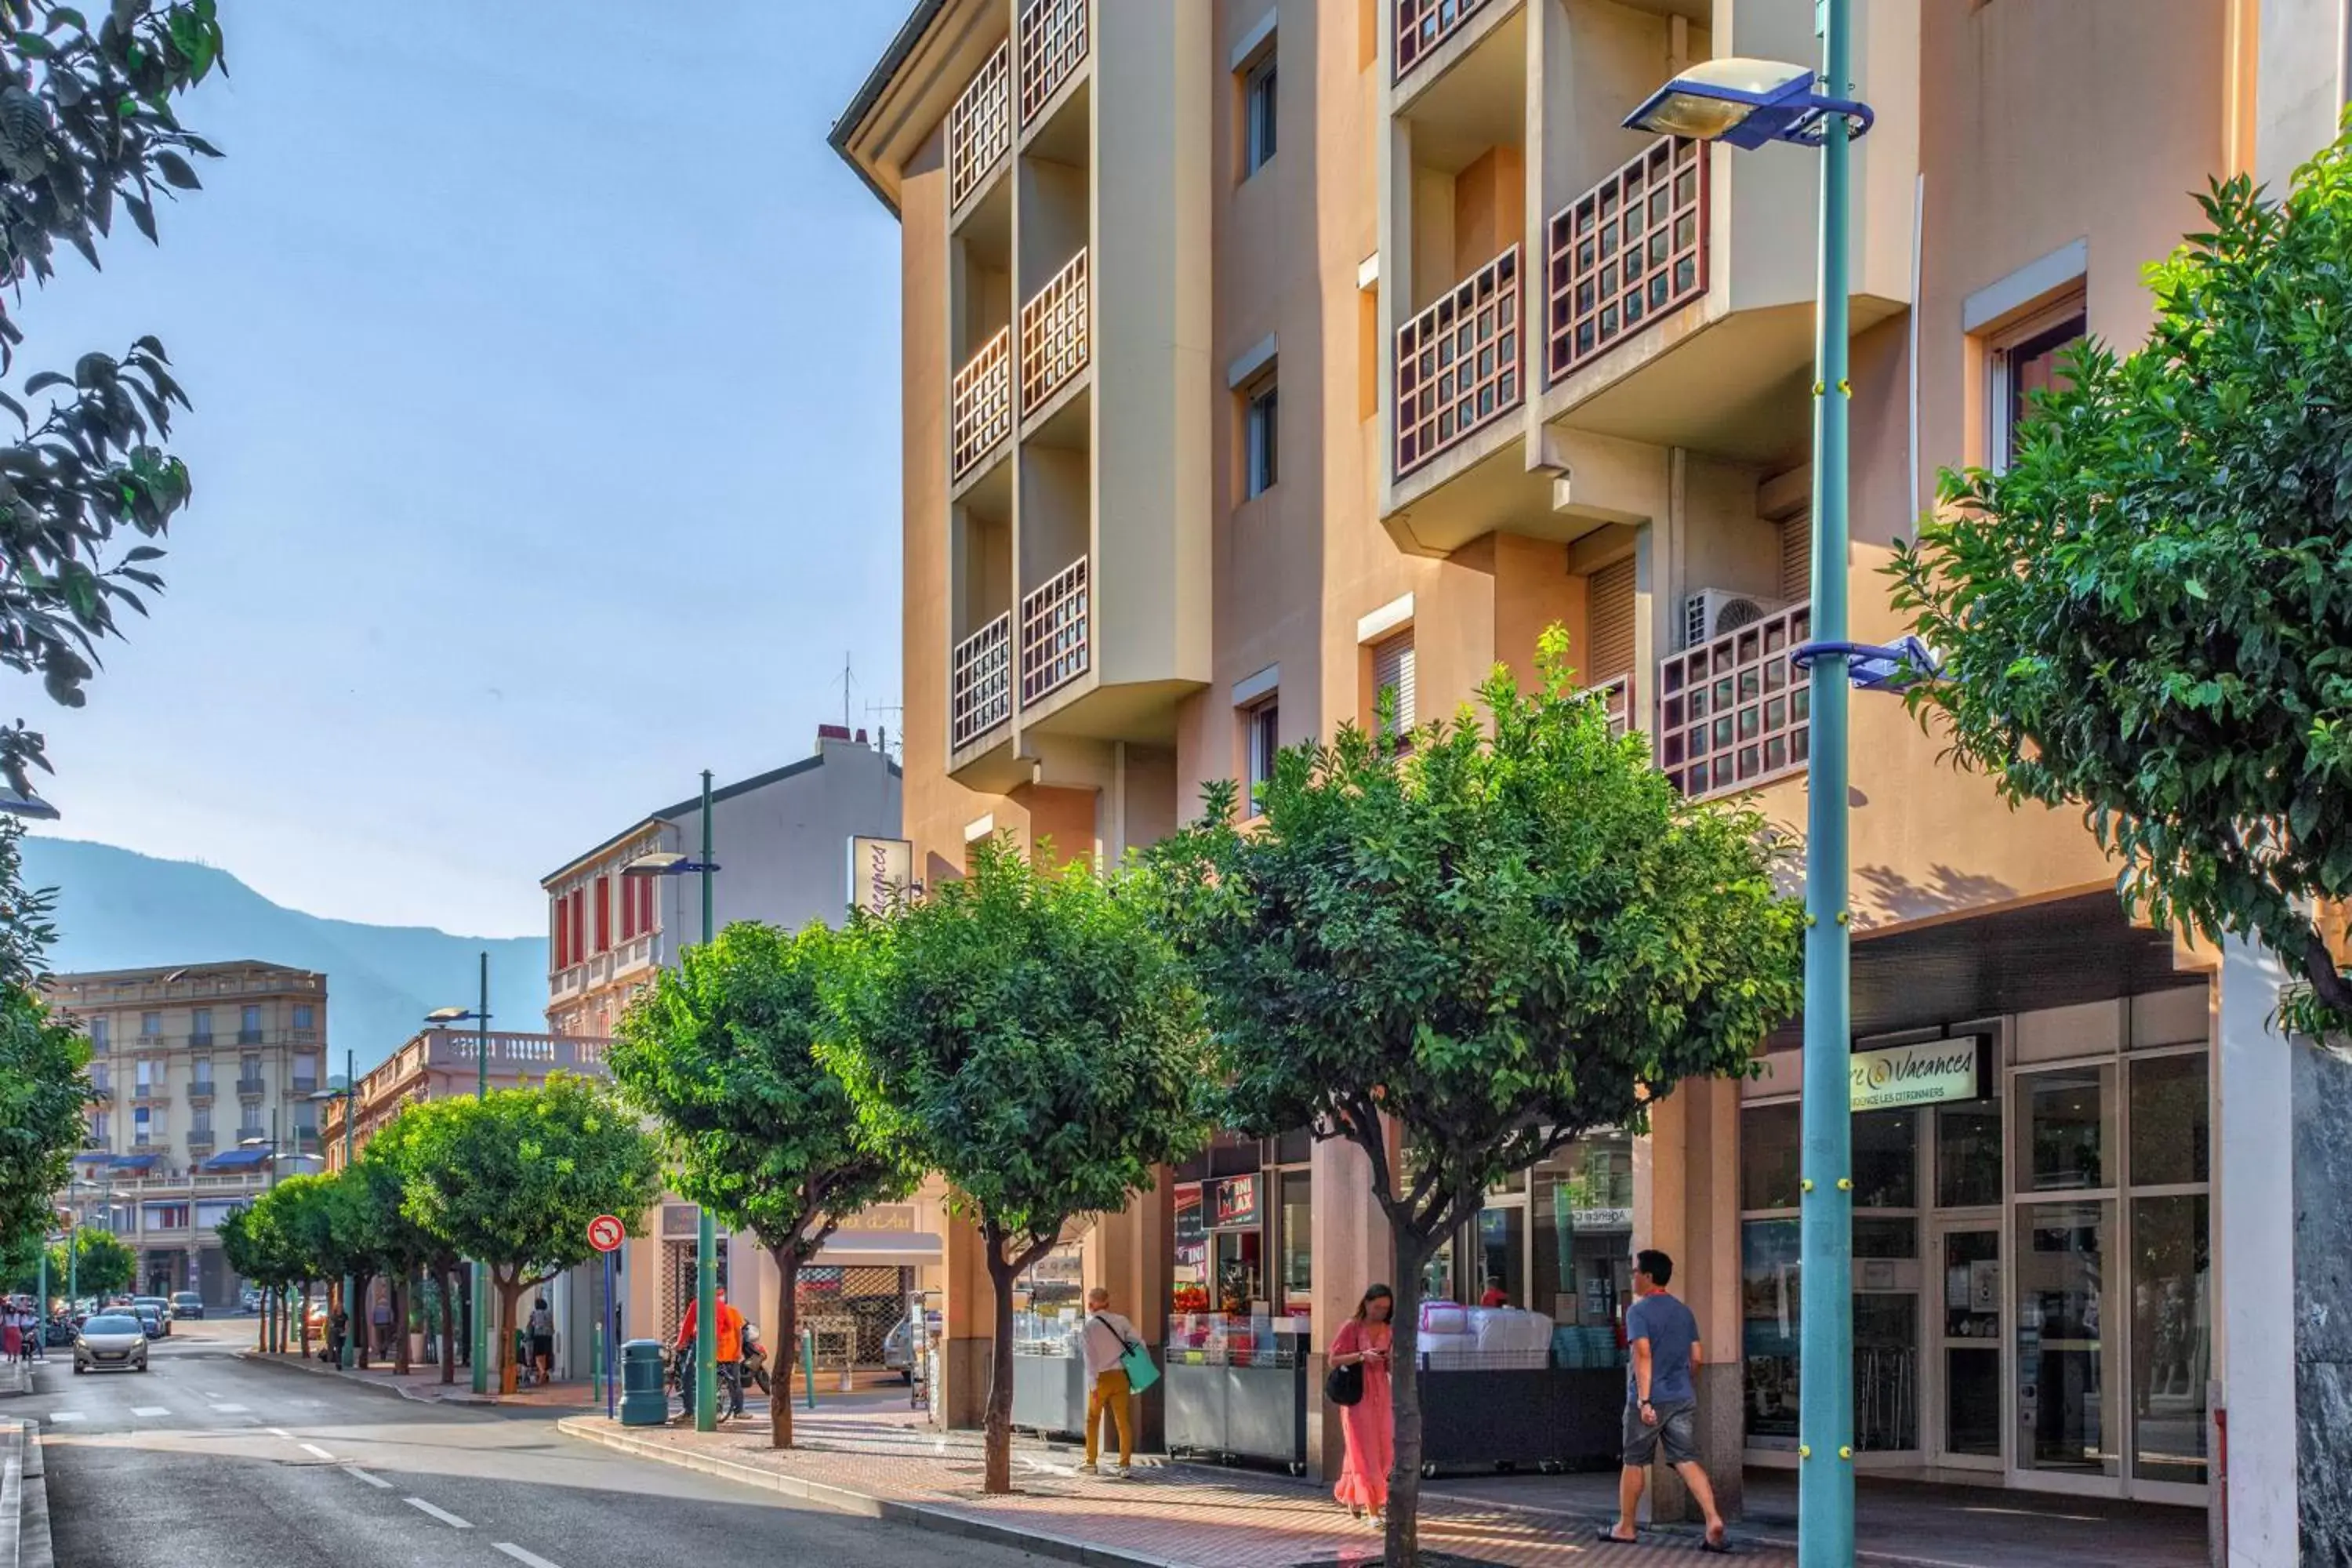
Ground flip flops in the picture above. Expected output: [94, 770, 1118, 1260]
[1698, 1530, 1734, 1554]
[1596, 1526, 1642, 1545]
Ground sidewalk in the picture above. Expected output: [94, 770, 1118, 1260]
[557, 1409, 1766, 1567]
[240, 1348, 598, 1410]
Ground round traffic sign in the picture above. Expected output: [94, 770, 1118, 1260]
[587, 1214, 626, 1253]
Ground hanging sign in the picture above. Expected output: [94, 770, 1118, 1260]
[1848, 1036, 1989, 1112]
[1208, 1174, 1260, 1229]
[848, 836, 915, 916]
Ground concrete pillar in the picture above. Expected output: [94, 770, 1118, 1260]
[1638, 1077, 1744, 1524]
[936, 1209, 998, 1429]
[1308, 1131, 1394, 1483]
[1084, 1176, 1174, 1450]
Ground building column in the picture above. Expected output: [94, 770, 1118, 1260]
[936, 1209, 997, 1430]
[1084, 1176, 1174, 1450]
[1637, 1076, 1743, 1524]
[1308, 1131, 1393, 1483]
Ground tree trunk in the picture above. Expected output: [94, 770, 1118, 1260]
[440, 1266, 457, 1385]
[497, 1277, 524, 1396]
[770, 1245, 801, 1450]
[1385, 1223, 1436, 1568]
[354, 1269, 372, 1369]
[983, 1251, 1018, 1495]
[460, 1269, 473, 1370]
[298, 1282, 312, 1360]
[255, 1291, 267, 1353]
[393, 1273, 412, 1375]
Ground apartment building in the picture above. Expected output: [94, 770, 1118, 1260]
[836, 0, 2352, 1552]
[318, 1026, 614, 1169]
[44, 960, 330, 1308]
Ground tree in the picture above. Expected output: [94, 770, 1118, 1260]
[823, 840, 1214, 1494]
[1146, 632, 1806, 1566]
[218, 1198, 295, 1353]
[0, 2, 226, 803]
[249, 1173, 337, 1359]
[394, 1076, 661, 1394]
[610, 920, 920, 1449]
[343, 1120, 450, 1377]
[0, 982, 85, 1256]
[51, 1223, 129, 1297]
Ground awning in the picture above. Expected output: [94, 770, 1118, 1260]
[108, 1155, 156, 1171]
[810, 1229, 943, 1269]
[202, 1146, 272, 1171]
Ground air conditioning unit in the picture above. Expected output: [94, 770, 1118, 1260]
[1682, 588, 1783, 649]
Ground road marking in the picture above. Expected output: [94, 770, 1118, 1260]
[46, 1412, 82, 1423]
[131, 1406, 170, 1417]
[404, 1497, 473, 1530]
[209, 1403, 249, 1414]
[300, 1443, 336, 1461]
[494, 1545, 563, 1568]
[344, 1466, 391, 1490]
[267, 1427, 292, 1439]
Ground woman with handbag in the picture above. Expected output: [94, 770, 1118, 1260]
[1328, 1283, 1395, 1523]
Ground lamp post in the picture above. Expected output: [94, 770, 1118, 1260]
[1628, 16, 1878, 1565]
[426, 956, 494, 1396]
[626, 769, 721, 1432]
[312, 1048, 361, 1368]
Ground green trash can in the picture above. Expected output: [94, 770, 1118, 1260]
[620, 1338, 669, 1427]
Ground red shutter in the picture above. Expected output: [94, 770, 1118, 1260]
[570, 890, 586, 965]
[640, 877, 654, 935]
[554, 898, 569, 971]
[620, 873, 637, 942]
[595, 875, 612, 952]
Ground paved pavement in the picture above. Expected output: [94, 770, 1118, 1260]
[26, 1322, 1052, 1568]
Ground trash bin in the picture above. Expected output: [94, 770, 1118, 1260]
[619, 1339, 669, 1427]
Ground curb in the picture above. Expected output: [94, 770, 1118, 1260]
[236, 1350, 601, 1417]
[2, 1418, 51, 1568]
[557, 1416, 1185, 1568]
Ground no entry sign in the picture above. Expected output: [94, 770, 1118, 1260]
[587, 1214, 626, 1253]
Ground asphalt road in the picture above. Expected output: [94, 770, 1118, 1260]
[27, 1320, 1049, 1568]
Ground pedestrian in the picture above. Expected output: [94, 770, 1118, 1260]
[371, 1290, 394, 1358]
[1479, 1276, 1510, 1308]
[1330, 1283, 1395, 1525]
[329, 1303, 349, 1365]
[673, 1290, 749, 1419]
[1076, 1286, 1141, 1479]
[528, 1297, 555, 1386]
[1602, 1248, 1730, 1553]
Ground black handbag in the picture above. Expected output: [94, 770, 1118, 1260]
[1323, 1358, 1364, 1406]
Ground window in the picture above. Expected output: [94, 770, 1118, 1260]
[191, 1105, 212, 1137]
[292, 1004, 313, 1032]
[570, 888, 586, 965]
[133, 1105, 153, 1144]
[1371, 630, 1417, 739]
[1243, 51, 1278, 175]
[89, 1112, 109, 1142]
[190, 1007, 212, 1044]
[134, 1059, 153, 1094]
[1990, 301, 2085, 470]
[143, 1203, 187, 1231]
[1243, 374, 1278, 497]
[1245, 699, 1280, 815]
[554, 897, 570, 969]
[639, 877, 655, 936]
[140, 1011, 160, 1039]
[89, 1017, 107, 1048]
[621, 871, 637, 942]
[90, 1065, 109, 1092]
[293, 1053, 318, 1092]
[595, 873, 612, 952]
[240, 1004, 261, 1041]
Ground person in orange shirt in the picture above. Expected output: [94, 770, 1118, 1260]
[673, 1289, 750, 1419]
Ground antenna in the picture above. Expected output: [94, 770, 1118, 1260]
[866, 698, 905, 760]
[833, 652, 861, 734]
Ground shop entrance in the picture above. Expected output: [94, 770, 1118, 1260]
[1929, 1220, 2002, 1470]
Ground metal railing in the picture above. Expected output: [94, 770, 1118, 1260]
[291, 1077, 318, 1096]
[1657, 601, 1811, 800]
[1020, 555, 1091, 704]
[949, 39, 1012, 209]
[237, 1029, 263, 1044]
[235, 1077, 267, 1097]
[952, 612, 1014, 749]
[953, 328, 1014, 480]
[1018, 0, 1087, 125]
[1396, 243, 1521, 477]
[1545, 135, 1707, 383]
[1021, 250, 1090, 412]
[187, 1083, 214, 1102]
[1396, 0, 1494, 78]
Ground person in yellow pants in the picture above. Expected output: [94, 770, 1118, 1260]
[1078, 1286, 1139, 1478]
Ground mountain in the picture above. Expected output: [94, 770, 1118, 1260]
[17, 837, 548, 1075]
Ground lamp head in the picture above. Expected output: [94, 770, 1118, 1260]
[623, 851, 690, 878]
[1624, 57, 1822, 150]
[423, 1006, 474, 1025]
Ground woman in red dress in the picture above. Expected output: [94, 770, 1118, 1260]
[1330, 1283, 1396, 1523]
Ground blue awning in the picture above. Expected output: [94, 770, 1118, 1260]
[108, 1155, 156, 1171]
[203, 1146, 271, 1171]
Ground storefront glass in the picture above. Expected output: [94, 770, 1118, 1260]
[1936, 1103, 2003, 1208]
[2015, 1200, 2117, 1477]
[1941, 1228, 2002, 1457]
[1173, 1182, 1209, 1315]
[1742, 1102, 1801, 1210]
[2128, 1054, 2209, 1187]
[2129, 1192, 2209, 1485]
[2020, 1065, 2113, 1192]
[1741, 1218, 1801, 1447]
[1278, 1170, 1312, 1315]
[1477, 1205, 1526, 1305]
[1532, 1133, 1632, 1331]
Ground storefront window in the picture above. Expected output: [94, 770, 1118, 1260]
[1741, 1102, 1801, 1210]
[2015, 1200, 2118, 1477]
[1853, 1109, 1918, 1208]
[1278, 1170, 1312, 1314]
[2129, 1054, 2209, 1187]
[1741, 1218, 1801, 1447]
[2019, 1065, 2114, 1192]
[1532, 1133, 1632, 1330]
[1856, 1294, 1920, 1452]
[1941, 1229, 2002, 1458]
[1936, 1103, 2003, 1208]
[2130, 1192, 2209, 1485]
[1853, 1217, 1917, 1259]
[1476, 1204, 1526, 1306]
[1172, 1183, 1209, 1315]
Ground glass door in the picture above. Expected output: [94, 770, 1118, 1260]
[1932, 1222, 2004, 1469]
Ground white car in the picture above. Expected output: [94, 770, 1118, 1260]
[74, 1312, 150, 1374]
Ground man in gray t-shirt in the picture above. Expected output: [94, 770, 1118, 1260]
[1602, 1249, 1729, 1552]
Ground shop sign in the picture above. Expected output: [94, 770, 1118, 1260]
[1848, 1036, 1988, 1112]
[1570, 1206, 1633, 1232]
[848, 836, 915, 915]
[1209, 1173, 1260, 1229]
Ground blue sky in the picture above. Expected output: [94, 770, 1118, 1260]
[16, 4, 912, 937]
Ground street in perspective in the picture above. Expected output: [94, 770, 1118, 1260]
[2, 2, 2349, 1567]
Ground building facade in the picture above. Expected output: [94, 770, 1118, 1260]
[835, 0, 2351, 1556]
[45, 960, 331, 1307]
[318, 1027, 614, 1168]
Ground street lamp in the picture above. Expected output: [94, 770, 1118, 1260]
[311, 1047, 360, 1368]
[427, 954, 494, 1394]
[1630, 13, 1875, 1566]
[0, 786, 59, 820]
[241, 1125, 323, 1354]
[626, 769, 720, 1432]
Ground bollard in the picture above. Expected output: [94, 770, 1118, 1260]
[619, 1338, 669, 1427]
[801, 1327, 816, 1411]
[592, 1323, 604, 1405]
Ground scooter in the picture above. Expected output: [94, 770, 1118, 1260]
[740, 1323, 773, 1397]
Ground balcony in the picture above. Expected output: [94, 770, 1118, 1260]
[131, 1087, 169, 1107]
[952, 328, 1013, 481]
[187, 1134, 214, 1156]
[1020, 250, 1089, 414]
[236, 1076, 267, 1098]
[187, 1083, 214, 1105]
[1587, 673, 1633, 739]
[1395, 244, 1521, 478]
[1396, 0, 1496, 80]
[1545, 136, 1707, 385]
[949, 39, 1011, 212]
[235, 1127, 264, 1145]
[1018, 0, 1087, 128]
[1019, 555, 1090, 706]
[951, 612, 1013, 750]
[237, 1028, 263, 1045]
[187, 1033, 213, 1050]
[1657, 601, 1811, 801]
[292, 1076, 318, 1096]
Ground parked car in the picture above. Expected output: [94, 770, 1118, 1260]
[169, 1290, 204, 1320]
[74, 1312, 149, 1373]
[238, 1287, 262, 1315]
[129, 1303, 166, 1340]
[132, 1296, 173, 1334]
[882, 1311, 942, 1384]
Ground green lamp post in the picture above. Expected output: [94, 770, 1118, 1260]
[426, 953, 495, 1395]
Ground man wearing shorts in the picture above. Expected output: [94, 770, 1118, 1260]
[1604, 1248, 1729, 1552]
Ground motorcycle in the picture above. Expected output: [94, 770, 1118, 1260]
[741, 1322, 772, 1397]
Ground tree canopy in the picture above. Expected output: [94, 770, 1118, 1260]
[0, 982, 85, 1253]
[610, 919, 920, 1448]
[1148, 631, 1805, 1563]
[1890, 130, 2352, 1036]
[823, 839, 1214, 1493]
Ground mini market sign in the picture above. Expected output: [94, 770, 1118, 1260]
[1847, 1036, 1990, 1112]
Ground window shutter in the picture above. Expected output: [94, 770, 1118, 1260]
[1778, 515, 1812, 604]
[1372, 631, 1416, 735]
[595, 875, 612, 952]
[1588, 559, 1636, 684]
